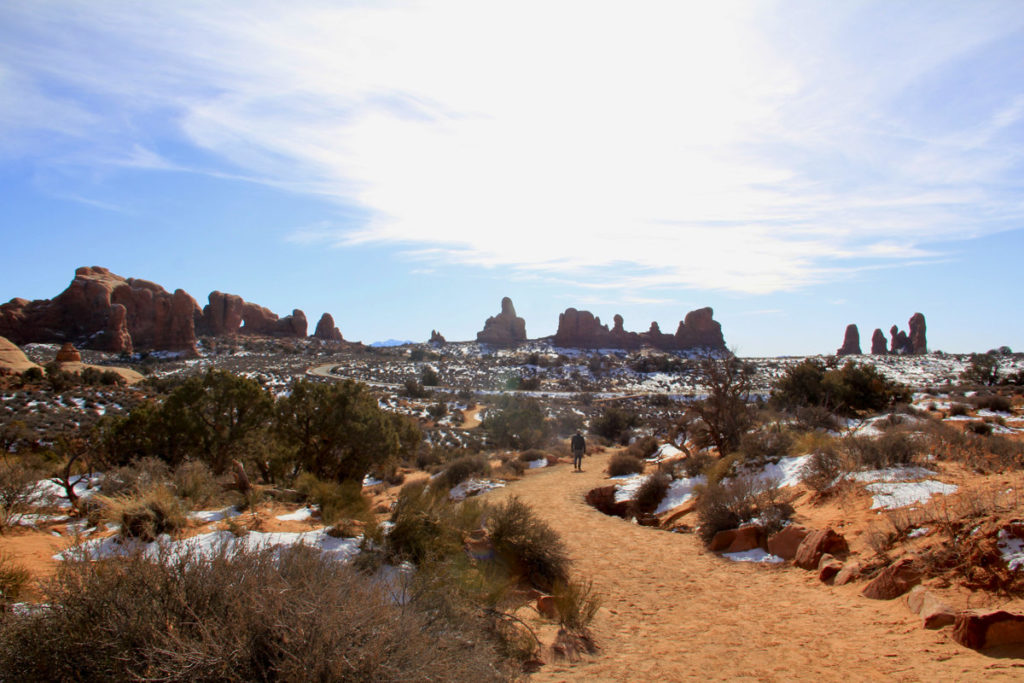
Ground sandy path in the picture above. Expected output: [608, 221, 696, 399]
[488, 450, 1023, 682]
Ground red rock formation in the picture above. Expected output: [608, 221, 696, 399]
[909, 312, 927, 354]
[313, 313, 344, 341]
[476, 297, 527, 346]
[871, 328, 888, 355]
[794, 528, 848, 570]
[0, 266, 200, 355]
[766, 525, 809, 561]
[429, 330, 446, 344]
[201, 291, 245, 335]
[553, 306, 726, 352]
[837, 324, 861, 356]
[708, 526, 766, 553]
[55, 342, 81, 363]
[861, 557, 920, 599]
[953, 609, 1024, 650]
[890, 325, 912, 354]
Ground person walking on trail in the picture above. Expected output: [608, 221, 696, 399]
[571, 430, 587, 471]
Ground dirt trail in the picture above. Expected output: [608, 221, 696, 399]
[488, 450, 1023, 682]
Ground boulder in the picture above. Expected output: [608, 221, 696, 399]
[0, 336, 41, 375]
[585, 486, 630, 518]
[908, 313, 927, 354]
[794, 528, 849, 570]
[870, 328, 888, 355]
[952, 610, 1024, 650]
[313, 313, 344, 342]
[476, 297, 527, 346]
[906, 586, 956, 629]
[767, 524, 810, 561]
[55, 342, 81, 363]
[837, 324, 861, 356]
[833, 560, 862, 586]
[709, 526, 766, 553]
[818, 553, 844, 583]
[861, 557, 920, 600]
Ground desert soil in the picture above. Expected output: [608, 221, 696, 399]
[487, 449, 1024, 682]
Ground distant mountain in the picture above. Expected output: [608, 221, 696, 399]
[370, 339, 414, 348]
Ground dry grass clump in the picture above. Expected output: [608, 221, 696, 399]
[633, 471, 671, 514]
[607, 453, 644, 477]
[99, 457, 170, 497]
[841, 431, 921, 470]
[0, 552, 30, 606]
[438, 454, 491, 489]
[738, 427, 793, 465]
[385, 481, 478, 565]
[487, 496, 569, 592]
[551, 578, 601, 633]
[0, 458, 43, 530]
[172, 460, 222, 508]
[0, 544, 509, 682]
[517, 449, 548, 463]
[294, 473, 369, 526]
[675, 452, 713, 479]
[103, 486, 188, 542]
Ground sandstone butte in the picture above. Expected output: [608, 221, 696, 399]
[0, 267, 345, 356]
[552, 306, 726, 352]
[835, 313, 927, 356]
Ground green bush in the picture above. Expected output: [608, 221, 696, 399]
[590, 406, 640, 445]
[961, 352, 1001, 386]
[481, 396, 550, 449]
[772, 359, 909, 416]
[386, 481, 478, 565]
[0, 544, 509, 681]
[606, 453, 644, 477]
[294, 473, 369, 525]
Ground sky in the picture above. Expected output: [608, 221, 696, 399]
[1, 1, 1022, 356]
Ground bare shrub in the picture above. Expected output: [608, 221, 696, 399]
[676, 452, 713, 479]
[487, 496, 569, 591]
[386, 481, 476, 565]
[633, 471, 671, 514]
[842, 431, 920, 470]
[0, 544, 510, 681]
[606, 453, 644, 477]
[970, 394, 1012, 413]
[99, 457, 171, 497]
[793, 405, 839, 432]
[738, 428, 793, 465]
[625, 436, 659, 460]
[948, 403, 970, 417]
[518, 449, 548, 463]
[967, 421, 993, 436]
[696, 475, 791, 545]
[802, 446, 844, 493]
[0, 459, 43, 529]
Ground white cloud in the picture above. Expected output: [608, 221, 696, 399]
[2, 0, 1023, 294]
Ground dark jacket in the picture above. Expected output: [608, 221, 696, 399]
[570, 434, 586, 453]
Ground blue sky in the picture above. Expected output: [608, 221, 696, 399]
[1, 1, 1022, 355]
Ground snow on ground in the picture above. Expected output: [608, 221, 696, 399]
[722, 548, 785, 563]
[56, 528, 361, 563]
[613, 474, 645, 503]
[449, 478, 505, 501]
[275, 506, 316, 522]
[654, 476, 706, 515]
[647, 443, 682, 463]
[751, 455, 811, 488]
[362, 475, 384, 487]
[851, 466, 935, 483]
[29, 474, 103, 508]
[866, 481, 958, 510]
[189, 507, 242, 523]
[528, 458, 548, 469]
[998, 529, 1024, 571]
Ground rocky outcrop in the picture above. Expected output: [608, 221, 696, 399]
[429, 330, 446, 345]
[201, 291, 245, 336]
[906, 586, 956, 629]
[552, 306, 726, 352]
[0, 266, 201, 355]
[767, 525, 810, 561]
[837, 324, 861, 356]
[890, 325, 912, 354]
[313, 313, 343, 341]
[55, 342, 81, 363]
[476, 297, 527, 346]
[953, 609, 1024, 650]
[709, 526, 766, 554]
[909, 312, 927, 354]
[0, 336, 41, 375]
[871, 328, 888, 355]
[197, 292, 307, 339]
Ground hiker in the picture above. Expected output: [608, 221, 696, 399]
[570, 430, 586, 471]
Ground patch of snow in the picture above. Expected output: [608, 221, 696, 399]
[56, 528, 361, 563]
[647, 443, 682, 463]
[528, 458, 548, 469]
[907, 527, 930, 538]
[275, 507, 315, 522]
[654, 476, 706, 515]
[189, 507, 242, 523]
[613, 474, 646, 503]
[851, 466, 935, 483]
[29, 473, 103, 508]
[449, 478, 505, 501]
[998, 529, 1024, 571]
[362, 475, 384, 487]
[722, 548, 785, 563]
[866, 481, 958, 510]
[753, 455, 811, 488]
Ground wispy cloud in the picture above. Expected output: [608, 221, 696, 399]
[3, 1, 1023, 294]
